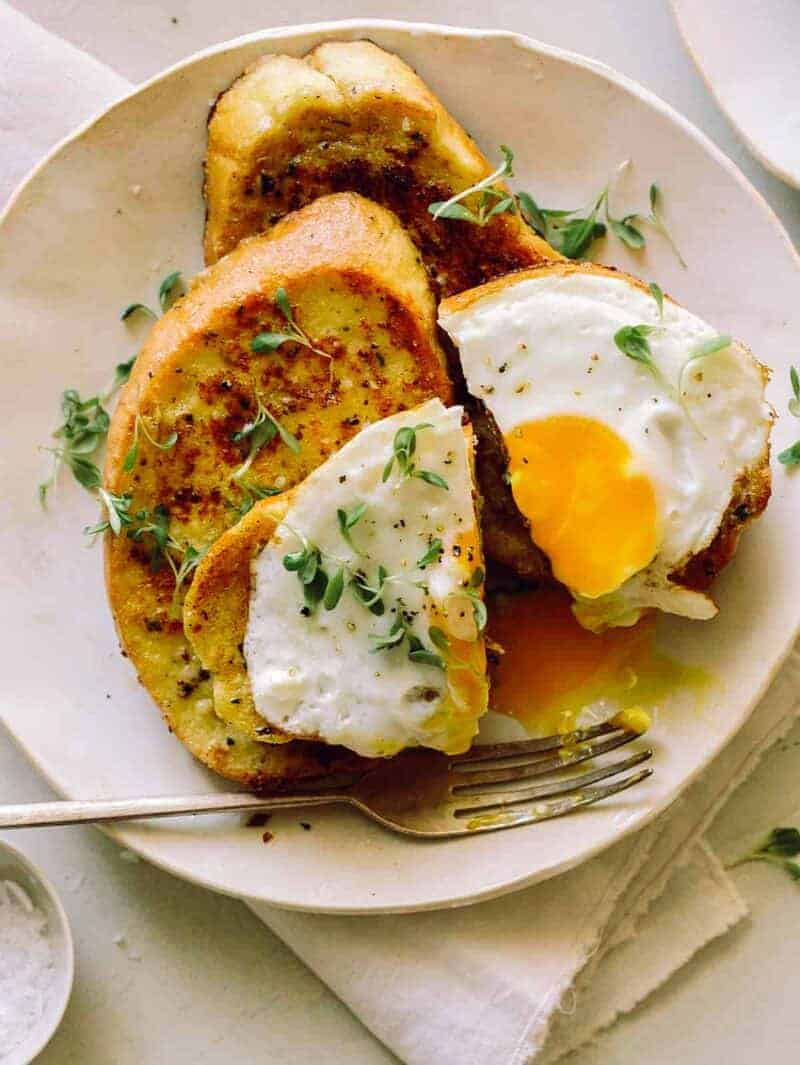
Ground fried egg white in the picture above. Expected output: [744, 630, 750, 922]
[439, 266, 772, 630]
[244, 398, 487, 757]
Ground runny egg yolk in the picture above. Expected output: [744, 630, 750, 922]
[504, 415, 660, 598]
[487, 587, 708, 736]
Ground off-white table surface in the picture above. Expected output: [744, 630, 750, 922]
[3, 2, 800, 1062]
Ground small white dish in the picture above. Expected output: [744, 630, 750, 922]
[0, 842, 74, 1065]
[672, 0, 800, 189]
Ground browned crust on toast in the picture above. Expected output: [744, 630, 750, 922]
[104, 193, 450, 786]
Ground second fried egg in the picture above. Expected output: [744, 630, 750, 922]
[439, 264, 772, 629]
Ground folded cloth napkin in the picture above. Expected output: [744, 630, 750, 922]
[2, 5, 796, 1062]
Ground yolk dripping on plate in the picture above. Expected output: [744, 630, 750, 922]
[504, 415, 659, 598]
[487, 587, 708, 735]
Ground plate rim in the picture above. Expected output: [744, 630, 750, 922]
[3, 18, 799, 914]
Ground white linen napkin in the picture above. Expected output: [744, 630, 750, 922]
[2, 5, 795, 1062]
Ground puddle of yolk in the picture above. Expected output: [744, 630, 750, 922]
[487, 587, 708, 735]
[505, 416, 659, 598]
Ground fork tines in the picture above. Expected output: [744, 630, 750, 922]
[446, 725, 653, 832]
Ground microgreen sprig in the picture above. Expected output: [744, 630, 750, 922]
[648, 282, 664, 319]
[463, 566, 487, 633]
[231, 397, 300, 481]
[614, 324, 660, 372]
[86, 498, 206, 611]
[381, 423, 448, 490]
[84, 488, 134, 537]
[519, 168, 685, 266]
[38, 390, 110, 502]
[120, 270, 184, 321]
[428, 146, 516, 227]
[228, 480, 283, 519]
[369, 614, 445, 670]
[519, 187, 607, 260]
[337, 502, 367, 551]
[123, 413, 178, 473]
[251, 287, 332, 377]
[416, 538, 444, 569]
[732, 827, 800, 882]
[646, 184, 686, 268]
[779, 365, 800, 468]
[677, 334, 732, 398]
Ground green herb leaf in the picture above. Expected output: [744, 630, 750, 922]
[275, 286, 293, 324]
[469, 566, 485, 589]
[251, 332, 300, 353]
[101, 488, 131, 535]
[230, 480, 283, 518]
[416, 538, 444, 569]
[408, 647, 446, 669]
[351, 567, 387, 615]
[38, 389, 112, 501]
[130, 504, 172, 572]
[382, 422, 433, 483]
[120, 302, 157, 322]
[369, 616, 406, 653]
[111, 356, 137, 392]
[647, 184, 687, 268]
[414, 469, 449, 490]
[428, 202, 478, 223]
[688, 335, 731, 361]
[303, 569, 328, 610]
[733, 826, 800, 882]
[465, 589, 488, 633]
[158, 271, 183, 312]
[614, 324, 658, 369]
[790, 366, 800, 418]
[757, 827, 800, 858]
[323, 567, 345, 611]
[300, 548, 321, 585]
[678, 335, 733, 399]
[272, 417, 300, 455]
[517, 191, 548, 236]
[559, 214, 606, 260]
[648, 282, 664, 319]
[429, 145, 516, 227]
[171, 542, 208, 614]
[283, 548, 308, 572]
[123, 437, 140, 473]
[428, 626, 450, 652]
[66, 453, 102, 489]
[337, 502, 367, 550]
[607, 213, 645, 249]
[232, 400, 299, 479]
[778, 441, 800, 467]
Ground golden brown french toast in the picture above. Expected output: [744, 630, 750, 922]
[204, 39, 554, 295]
[204, 39, 558, 580]
[104, 193, 450, 786]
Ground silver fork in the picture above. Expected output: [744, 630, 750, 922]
[0, 723, 652, 838]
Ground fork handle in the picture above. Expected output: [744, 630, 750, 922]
[0, 792, 338, 829]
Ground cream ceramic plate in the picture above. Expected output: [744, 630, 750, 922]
[1, 21, 799, 914]
[672, 0, 800, 189]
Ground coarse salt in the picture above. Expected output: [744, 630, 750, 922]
[0, 879, 55, 1058]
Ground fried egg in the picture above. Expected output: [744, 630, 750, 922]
[439, 264, 772, 630]
[244, 398, 487, 757]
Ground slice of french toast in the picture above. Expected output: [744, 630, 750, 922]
[204, 39, 555, 294]
[104, 193, 451, 786]
[205, 39, 557, 582]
